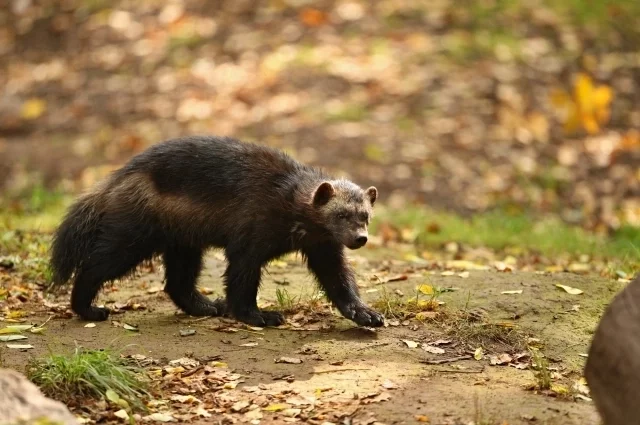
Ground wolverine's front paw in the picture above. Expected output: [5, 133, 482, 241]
[234, 309, 285, 327]
[340, 303, 385, 327]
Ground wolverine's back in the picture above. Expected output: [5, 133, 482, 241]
[120, 136, 321, 203]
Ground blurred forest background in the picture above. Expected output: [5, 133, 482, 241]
[1, 0, 639, 239]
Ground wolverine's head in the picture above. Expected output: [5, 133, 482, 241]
[311, 179, 377, 250]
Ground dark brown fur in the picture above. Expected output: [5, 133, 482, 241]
[49, 135, 384, 327]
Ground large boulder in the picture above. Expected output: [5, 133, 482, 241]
[584, 274, 640, 425]
[0, 368, 79, 425]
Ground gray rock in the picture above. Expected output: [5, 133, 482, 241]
[0, 368, 79, 425]
[585, 274, 640, 425]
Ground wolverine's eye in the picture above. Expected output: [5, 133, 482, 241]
[337, 213, 347, 220]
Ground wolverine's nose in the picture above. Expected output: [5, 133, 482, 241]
[355, 235, 368, 246]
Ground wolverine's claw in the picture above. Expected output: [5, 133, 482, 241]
[340, 303, 385, 327]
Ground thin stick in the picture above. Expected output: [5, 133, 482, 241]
[420, 355, 472, 365]
[312, 367, 371, 374]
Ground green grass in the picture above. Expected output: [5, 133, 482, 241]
[2, 187, 638, 276]
[275, 287, 301, 314]
[27, 348, 150, 411]
[0, 230, 53, 284]
[371, 206, 640, 274]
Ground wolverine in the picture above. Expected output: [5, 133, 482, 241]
[50, 135, 385, 328]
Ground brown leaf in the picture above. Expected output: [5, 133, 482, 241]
[299, 8, 328, 27]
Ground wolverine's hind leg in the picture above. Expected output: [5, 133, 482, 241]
[71, 240, 150, 321]
[163, 245, 226, 317]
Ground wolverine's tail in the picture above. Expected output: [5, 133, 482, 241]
[49, 192, 103, 286]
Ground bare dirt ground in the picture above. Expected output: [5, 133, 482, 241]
[1, 241, 615, 424]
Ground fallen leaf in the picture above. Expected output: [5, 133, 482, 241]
[276, 357, 303, 364]
[0, 335, 27, 342]
[415, 311, 438, 320]
[106, 389, 129, 409]
[446, 260, 490, 270]
[402, 340, 419, 348]
[551, 384, 569, 395]
[179, 329, 196, 337]
[421, 344, 445, 354]
[171, 395, 201, 404]
[440, 271, 455, 276]
[195, 408, 211, 418]
[240, 342, 258, 347]
[114, 409, 129, 420]
[144, 413, 175, 422]
[84, 323, 96, 328]
[501, 290, 523, 295]
[263, 403, 289, 412]
[382, 380, 398, 389]
[244, 409, 263, 421]
[6, 344, 33, 349]
[0, 325, 33, 334]
[417, 285, 434, 295]
[123, 323, 139, 331]
[232, 401, 250, 412]
[361, 391, 391, 404]
[386, 274, 408, 282]
[299, 8, 328, 27]
[474, 347, 484, 360]
[21, 98, 47, 120]
[169, 357, 200, 368]
[282, 408, 302, 417]
[458, 271, 470, 278]
[489, 353, 513, 366]
[415, 415, 430, 423]
[555, 284, 584, 295]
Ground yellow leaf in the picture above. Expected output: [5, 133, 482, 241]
[574, 73, 594, 114]
[562, 103, 581, 133]
[263, 403, 288, 412]
[474, 347, 483, 360]
[415, 415, 430, 422]
[21, 98, 47, 120]
[555, 284, 583, 295]
[417, 285, 434, 295]
[551, 384, 569, 395]
[593, 85, 613, 109]
[6, 311, 27, 319]
[581, 114, 600, 134]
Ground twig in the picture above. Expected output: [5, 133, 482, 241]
[182, 365, 204, 377]
[436, 367, 485, 374]
[357, 342, 390, 351]
[420, 355, 472, 365]
[312, 367, 371, 374]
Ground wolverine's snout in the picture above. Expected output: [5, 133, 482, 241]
[347, 233, 368, 250]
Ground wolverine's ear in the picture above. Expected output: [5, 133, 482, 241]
[366, 186, 378, 206]
[312, 182, 335, 206]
